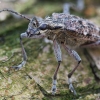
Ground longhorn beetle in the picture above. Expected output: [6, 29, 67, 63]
[0, 9, 100, 95]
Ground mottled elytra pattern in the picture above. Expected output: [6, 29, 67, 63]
[0, 9, 100, 95]
[45, 13, 100, 47]
[52, 13, 100, 37]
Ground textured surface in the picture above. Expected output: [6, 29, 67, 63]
[43, 13, 100, 48]
[0, 0, 100, 100]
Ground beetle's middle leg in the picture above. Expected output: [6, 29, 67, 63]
[62, 44, 81, 95]
[52, 40, 62, 95]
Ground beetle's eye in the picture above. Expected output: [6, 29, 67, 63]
[33, 23, 35, 26]
[32, 21, 37, 27]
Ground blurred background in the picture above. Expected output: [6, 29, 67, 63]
[0, 0, 100, 100]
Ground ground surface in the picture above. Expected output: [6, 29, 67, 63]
[0, 0, 100, 100]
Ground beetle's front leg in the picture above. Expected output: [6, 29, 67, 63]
[52, 40, 62, 95]
[12, 33, 27, 70]
[12, 32, 45, 70]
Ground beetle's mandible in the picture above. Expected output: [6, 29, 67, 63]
[0, 9, 100, 95]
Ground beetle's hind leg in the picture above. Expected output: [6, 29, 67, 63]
[52, 61, 61, 95]
[52, 40, 62, 95]
[62, 44, 81, 95]
[68, 61, 81, 95]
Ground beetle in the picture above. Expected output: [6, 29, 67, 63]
[0, 9, 100, 95]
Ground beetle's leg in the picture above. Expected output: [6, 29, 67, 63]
[12, 34, 27, 70]
[12, 32, 45, 70]
[62, 44, 81, 95]
[52, 40, 62, 95]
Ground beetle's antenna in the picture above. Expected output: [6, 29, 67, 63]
[0, 8, 30, 21]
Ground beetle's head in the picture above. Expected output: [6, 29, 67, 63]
[27, 17, 40, 36]
[21, 16, 40, 38]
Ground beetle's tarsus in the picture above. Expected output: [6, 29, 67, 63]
[12, 61, 26, 70]
[69, 83, 77, 95]
[51, 79, 57, 95]
[68, 77, 77, 95]
[51, 86, 57, 95]
[12, 66, 21, 70]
